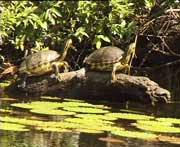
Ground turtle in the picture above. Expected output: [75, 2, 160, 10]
[18, 39, 74, 88]
[84, 43, 136, 80]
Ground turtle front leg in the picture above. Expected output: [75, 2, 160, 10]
[61, 61, 70, 73]
[18, 73, 28, 88]
[51, 61, 70, 81]
[112, 62, 129, 80]
[51, 62, 61, 81]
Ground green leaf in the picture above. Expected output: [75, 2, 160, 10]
[145, 0, 155, 9]
[96, 40, 101, 49]
[75, 27, 89, 37]
[50, 8, 61, 17]
[98, 35, 111, 43]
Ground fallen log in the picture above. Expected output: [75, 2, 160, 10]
[7, 68, 171, 105]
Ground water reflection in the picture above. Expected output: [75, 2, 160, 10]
[1, 130, 180, 147]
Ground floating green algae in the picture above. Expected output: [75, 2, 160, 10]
[65, 117, 113, 125]
[63, 106, 109, 114]
[0, 122, 29, 131]
[0, 116, 111, 133]
[64, 117, 122, 133]
[132, 120, 180, 133]
[136, 120, 172, 126]
[112, 129, 157, 139]
[75, 114, 117, 121]
[105, 112, 154, 120]
[0, 116, 44, 126]
[0, 108, 13, 113]
[119, 109, 144, 114]
[40, 96, 61, 100]
[156, 117, 180, 124]
[11, 101, 63, 110]
[11, 100, 109, 110]
[30, 109, 75, 116]
[61, 101, 109, 109]
[6, 99, 180, 141]
[35, 126, 70, 132]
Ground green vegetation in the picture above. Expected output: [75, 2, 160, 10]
[133, 122, 180, 133]
[30, 109, 75, 116]
[112, 129, 157, 139]
[11, 101, 63, 110]
[0, 80, 11, 87]
[63, 107, 109, 114]
[0, 122, 29, 131]
[11, 100, 109, 115]
[105, 112, 154, 120]
[157, 117, 180, 124]
[0, 0, 178, 70]
[0, 99, 180, 143]
[0, 1, 135, 52]
[75, 114, 118, 121]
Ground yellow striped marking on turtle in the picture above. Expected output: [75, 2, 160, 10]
[84, 43, 136, 80]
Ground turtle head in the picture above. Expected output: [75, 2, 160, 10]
[127, 42, 136, 55]
[60, 39, 77, 61]
[64, 38, 76, 51]
[123, 42, 136, 65]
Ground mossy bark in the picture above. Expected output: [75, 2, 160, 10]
[7, 68, 171, 105]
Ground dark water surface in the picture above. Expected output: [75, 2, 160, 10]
[1, 62, 180, 147]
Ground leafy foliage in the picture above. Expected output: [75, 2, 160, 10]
[0, 0, 179, 68]
[0, 1, 135, 52]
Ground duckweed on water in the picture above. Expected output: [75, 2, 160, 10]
[119, 109, 143, 114]
[1, 116, 44, 126]
[76, 114, 118, 121]
[61, 101, 109, 109]
[132, 121, 180, 133]
[105, 112, 154, 120]
[112, 129, 157, 139]
[4, 100, 180, 141]
[35, 126, 70, 132]
[0, 116, 110, 133]
[156, 117, 180, 124]
[0, 108, 13, 113]
[136, 120, 172, 126]
[40, 96, 61, 100]
[30, 109, 75, 116]
[11, 100, 109, 110]
[65, 117, 114, 125]
[65, 118, 122, 133]
[0, 122, 29, 131]
[63, 107, 109, 114]
[11, 101, 62, 110]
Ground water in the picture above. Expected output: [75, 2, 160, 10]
[0, 61, 180, 147]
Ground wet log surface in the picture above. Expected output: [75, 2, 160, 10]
[7, 68, 171, 105]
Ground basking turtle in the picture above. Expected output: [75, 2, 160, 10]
[84, 43, 136, 80]
[18, 39, 74, 88]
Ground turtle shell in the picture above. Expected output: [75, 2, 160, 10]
[84, 46, 124, 65]
[19, 50, 60, 76]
